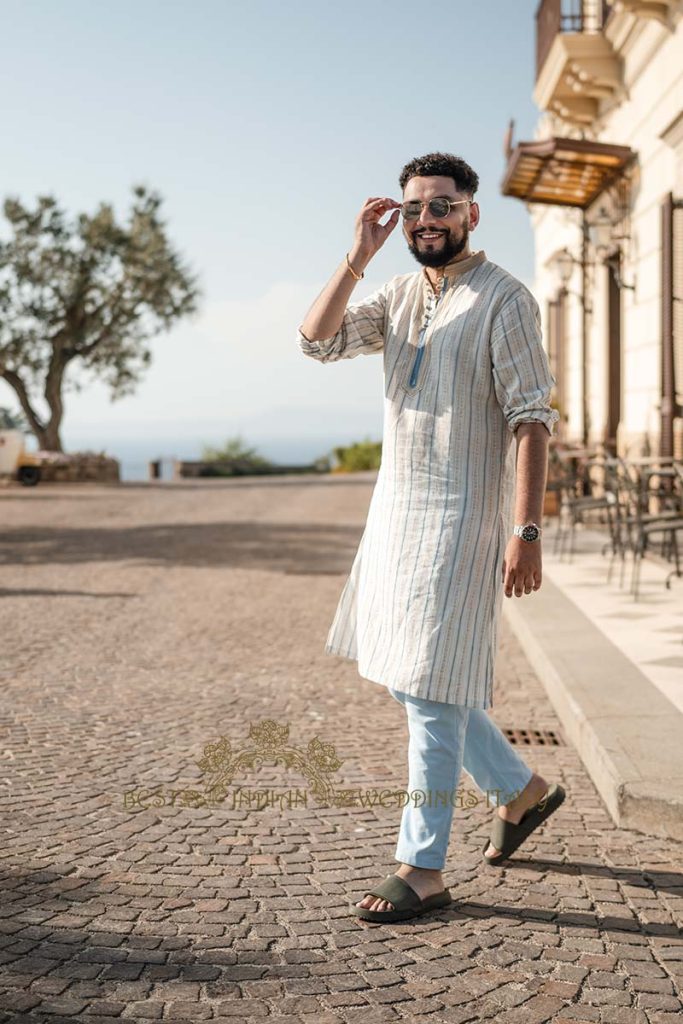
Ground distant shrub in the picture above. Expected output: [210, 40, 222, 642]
[332, 438, 382, 472]
[200, 434, 272, 471]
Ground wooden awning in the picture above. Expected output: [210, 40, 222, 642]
[501, 137, 636, 209]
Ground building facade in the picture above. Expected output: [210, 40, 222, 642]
[502, 0, 683, 458]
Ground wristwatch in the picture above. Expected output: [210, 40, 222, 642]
[513, 522, 542, 542]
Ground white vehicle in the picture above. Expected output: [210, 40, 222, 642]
[0, 430, 43, 486]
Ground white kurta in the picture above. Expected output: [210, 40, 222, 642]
[297, 250, 559, 708]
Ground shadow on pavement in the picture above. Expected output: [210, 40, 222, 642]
[0, 521, 362, 573]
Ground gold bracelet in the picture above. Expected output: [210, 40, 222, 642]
[345, 252, 364, 281]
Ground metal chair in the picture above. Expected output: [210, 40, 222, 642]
[620, 458, 683, 599]
[553, 451, 616, 562]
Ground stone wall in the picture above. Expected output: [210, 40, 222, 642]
[37, 451, 120, 483]
[173, 459, 325, 479]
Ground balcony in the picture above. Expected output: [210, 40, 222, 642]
[610, 1, 678, 25]
[537, 0, 611, 77]
[535, 0, 622, 127]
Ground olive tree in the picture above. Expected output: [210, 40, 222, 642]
[0, 186, 199, 451]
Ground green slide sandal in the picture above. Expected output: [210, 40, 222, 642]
[483, 782, 566, 867]
[351, 873, 452, 923]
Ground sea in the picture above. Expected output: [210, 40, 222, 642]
[59, 435, 352, 483]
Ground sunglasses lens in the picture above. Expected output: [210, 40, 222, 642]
[428, 198, 451, 217]
[401, 202, 422, 220]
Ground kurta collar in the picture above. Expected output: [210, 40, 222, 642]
[422, 249, 487, 293]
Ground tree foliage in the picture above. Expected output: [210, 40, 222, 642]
[0, 186, 199, 450]
[0, 405, 29, 431]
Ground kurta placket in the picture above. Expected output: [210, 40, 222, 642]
[297, 250, 559, 709]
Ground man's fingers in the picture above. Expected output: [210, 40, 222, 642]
[362, 197, 400, 216]
[503, 545, 542, 598]
[383, 210, 400, 232]
[504, 568, 540, 597]
[521, 571, 540, 595]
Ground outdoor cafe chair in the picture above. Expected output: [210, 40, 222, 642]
[551, 449, 617, 562]
[619, 458, 683, 599]
[630, 515, 683, 599]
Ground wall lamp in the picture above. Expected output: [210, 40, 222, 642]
[587, 206, 636, 291]
[551, 248, 592, 313]
[553, 247, 579, 289]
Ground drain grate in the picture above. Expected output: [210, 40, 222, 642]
[504, 727, 564, 746]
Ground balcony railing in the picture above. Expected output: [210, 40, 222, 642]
[536, 0, 611, 79]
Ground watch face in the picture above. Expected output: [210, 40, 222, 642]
[521, 524, 540, 542]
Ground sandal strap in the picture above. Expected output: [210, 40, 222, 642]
[489, 784, 562, 855]
[489, 813, 523, 852]
[364, 874, 421, 910]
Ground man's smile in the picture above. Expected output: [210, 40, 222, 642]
[414, 230, 447, 242]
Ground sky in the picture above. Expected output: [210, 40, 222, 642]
[0, 0, 542, 476]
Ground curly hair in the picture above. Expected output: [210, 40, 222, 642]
[399, 152, 479, 197]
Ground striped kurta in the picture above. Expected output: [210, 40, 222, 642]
[297, 249, 559, 708]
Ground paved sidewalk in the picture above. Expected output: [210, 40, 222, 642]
[504, 521, 683, 841]
[542, 523, 683, 713]
[0, 475, 681, 1023]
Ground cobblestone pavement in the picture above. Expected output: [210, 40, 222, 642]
[0, 476, 681, 1024]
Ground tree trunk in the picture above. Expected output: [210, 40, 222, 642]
[38, 344, 68, 451]
[36, 420, 64, 452]
[1, 357, 66, 452]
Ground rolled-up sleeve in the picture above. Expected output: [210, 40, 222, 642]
[490, 287, 560, 436]
[296, 285, 387, 363]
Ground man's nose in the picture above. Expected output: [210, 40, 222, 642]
[417, 204, 439, 228]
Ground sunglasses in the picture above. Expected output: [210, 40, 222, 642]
[400, 198, 471, 221]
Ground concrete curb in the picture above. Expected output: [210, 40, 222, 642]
[502, 576, 683, 841]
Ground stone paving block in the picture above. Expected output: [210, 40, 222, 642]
[597, 1009, 649, 1024]
[488, 983, 535, 1008]
[553, 1019, 601, 1024]
[631, 976, 676, 994]
[37, 996, 90, 1014]
[0, 991, 42, 1012]
[212, 998, 270, 1016]
[324, 991, 371, 1007]
[120, 1001, 165, 1019]
[636, 992, 683, 1010]
[337, 1008, 399, 1023]
[552, 1008, 601, 1021]
[537, 979, 582, 999]
[583, 987, 634, 1006]
[166, 1000, 213, 1018]
[80, 1000, 128, 1017]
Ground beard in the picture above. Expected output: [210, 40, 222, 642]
[407, 222, 469, 268]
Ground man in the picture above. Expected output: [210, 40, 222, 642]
[297, 152, 565, 923]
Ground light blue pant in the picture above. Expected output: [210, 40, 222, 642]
[388, 686, 534, 869]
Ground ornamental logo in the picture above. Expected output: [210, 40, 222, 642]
[196, 719, 344, 806]
[121, 718, 522, 812]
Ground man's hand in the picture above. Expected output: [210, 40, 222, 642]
[502, 536, 542, 598]
[299, 195, 400, 343]
[350, 197, 401, 269]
